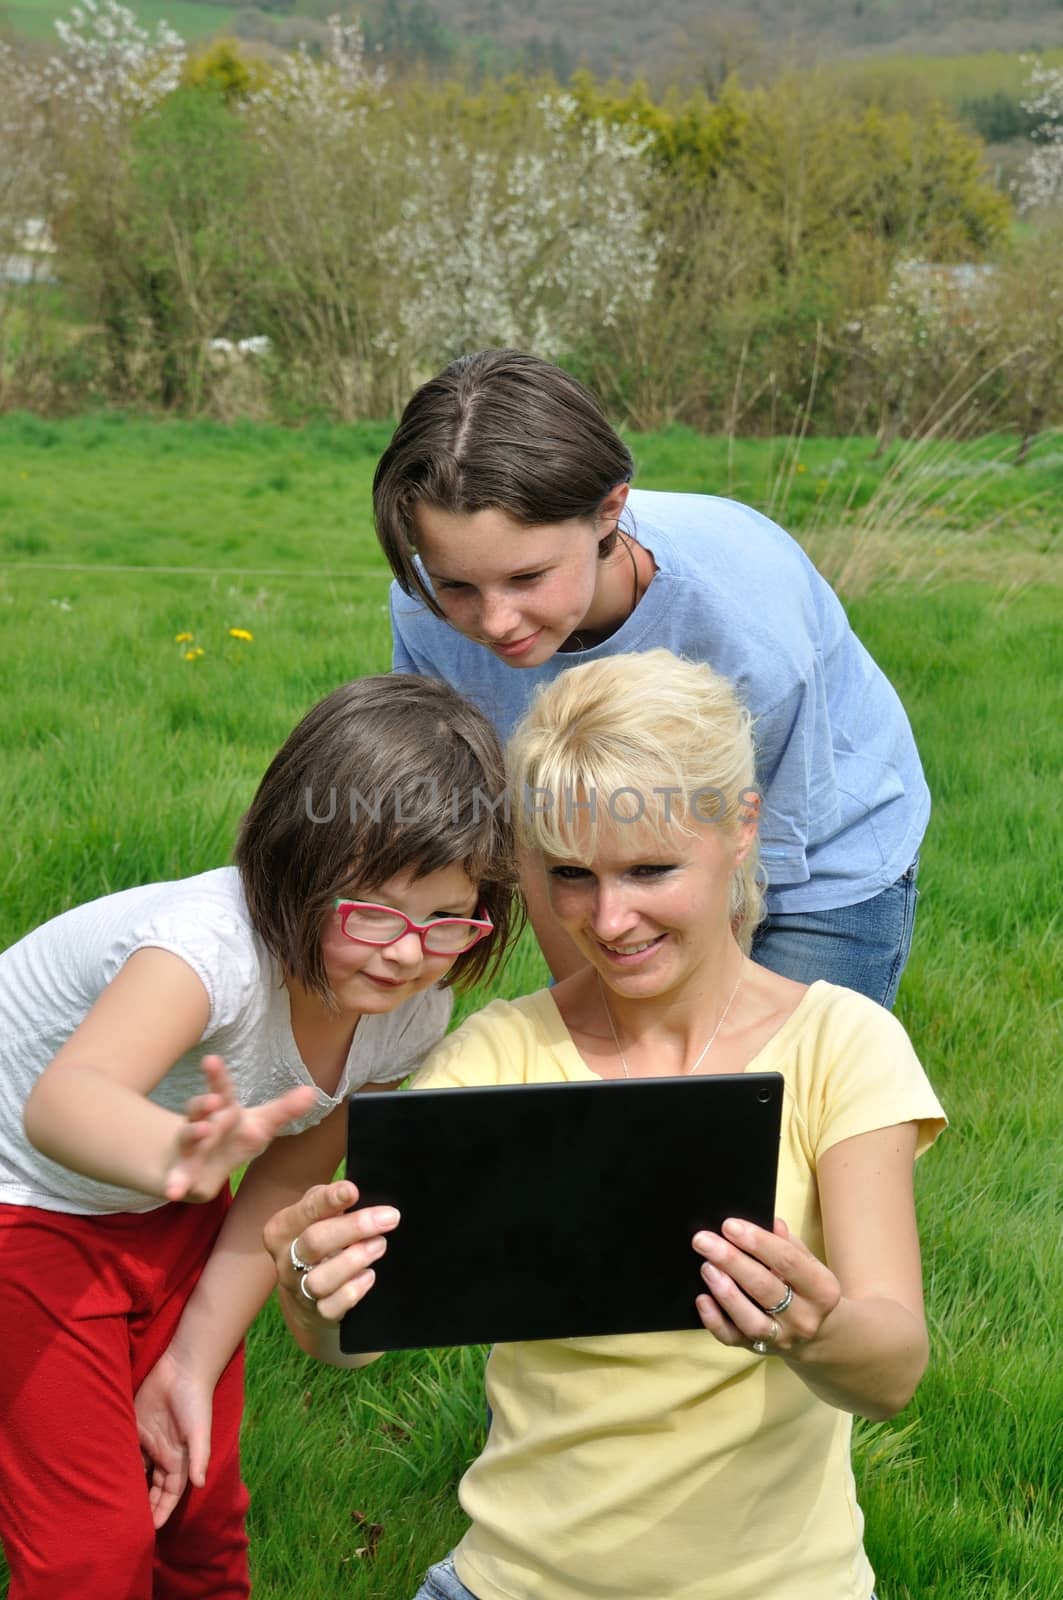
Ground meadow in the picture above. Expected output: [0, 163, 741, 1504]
[0, 414, 1060, 1599]
[2, 0, 239, 40]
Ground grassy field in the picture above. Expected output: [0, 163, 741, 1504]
[830, 46, 1063, 105]
[0, 415, 1060, 1599]
[2, 0, 238, 41]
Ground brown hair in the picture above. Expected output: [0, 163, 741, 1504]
[373, 349, 634, 618]
[235, 675, 521, 1003]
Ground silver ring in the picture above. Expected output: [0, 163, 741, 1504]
[751, 1317, 779, 1355]
[289, 1237, 312, 1275]
[298, 1273, 318, 1304]
[765, 1283, 793, 1316]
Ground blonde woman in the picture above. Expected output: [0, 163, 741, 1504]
[266, 651, 945, 1600]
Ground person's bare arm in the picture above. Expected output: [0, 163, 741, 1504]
[693, 1123, 929, 1420]
[137, 1073, 411, 1524]
[136, 1104, 351, 1525]
[23, 948, 313, 1200]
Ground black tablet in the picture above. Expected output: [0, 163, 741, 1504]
[340, 1072, 783, 1353]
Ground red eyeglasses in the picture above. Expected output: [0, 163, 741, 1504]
[334, 899, 493, 956]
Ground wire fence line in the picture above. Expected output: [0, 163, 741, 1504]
[1, 562, 389, 578]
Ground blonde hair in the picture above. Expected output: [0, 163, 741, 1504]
[507, 650, 764, 951]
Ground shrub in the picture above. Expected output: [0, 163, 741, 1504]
[0, 8, 1037, 434]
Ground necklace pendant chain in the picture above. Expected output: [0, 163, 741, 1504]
[617, 526, 641, 617]
[597, 963, 744, 1081]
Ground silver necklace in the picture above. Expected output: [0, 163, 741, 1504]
[596, 962, 744, 1079]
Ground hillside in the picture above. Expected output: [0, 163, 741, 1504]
[6, 0, 1063, 70]
[360, 0, 1063, 84]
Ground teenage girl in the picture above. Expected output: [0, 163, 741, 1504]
[373, 348, 927, 1007]
[0, 674, 517, 1600]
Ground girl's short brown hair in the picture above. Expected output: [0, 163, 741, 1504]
[373, 349, 634, 618]
[235, 675, 520, 1003]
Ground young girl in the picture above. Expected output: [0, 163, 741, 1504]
[265, 650, 945, 1600]
[0, 674, 517, 1600]
[373, 348, 928, 1007]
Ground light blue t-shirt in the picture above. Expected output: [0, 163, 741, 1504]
[389, 490, 930, 915]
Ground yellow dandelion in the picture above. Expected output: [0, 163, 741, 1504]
[174, 631, 194, 643]
[796, 463, 808, 473]
[184, 647, 205, 661]
[229, 627, 254, 642]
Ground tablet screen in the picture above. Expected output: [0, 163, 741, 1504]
[341, 1072, 783, 1353]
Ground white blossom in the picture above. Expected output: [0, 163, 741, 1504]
[244, 13, 385, 142]
[1019, 57, 1063, 212]
[376, 95, 659, 365]
[47, 0, 184, 121]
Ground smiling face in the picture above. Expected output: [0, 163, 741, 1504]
[412, 486, 631, 668]
[318, 861, 481, 1017]
[544, 815, 754, 1002]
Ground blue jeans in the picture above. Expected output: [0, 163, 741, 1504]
[751, 859, 920, 1010]
[412, 1553, 878, 1599]
[411, 1554, 479, 1600]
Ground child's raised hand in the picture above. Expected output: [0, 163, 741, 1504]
[163, 1055, 317, 1203]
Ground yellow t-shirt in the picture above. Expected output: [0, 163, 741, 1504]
[413, 980, 946, 1600]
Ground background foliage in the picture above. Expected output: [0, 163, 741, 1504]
[8, 0, 1063, 76]
[10, 3, 1063, 439]
[5, 2, 1063, 440]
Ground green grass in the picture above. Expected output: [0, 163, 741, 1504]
[848, 584, 1062, 1597]
[830, 47, 1063, 105]
[2, 0, 239, 42]
[5, 414, 1061, 567]
[0, 416, 1060, 1598]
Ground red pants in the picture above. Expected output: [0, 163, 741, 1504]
[0, 1194, 250, 1599]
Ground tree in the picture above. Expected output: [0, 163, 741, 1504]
[183, 39, 272, 104]
[376, 91, 659, 370]
[732, 73, 1009, 277]
[662, 13, 765, 100]
[0, 43, 63, 406]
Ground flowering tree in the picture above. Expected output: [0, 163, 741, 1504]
[30, 1, 188, 403]
[1020, 57, 1063, 212]
[0, 45, 49, 240]
[48, 0, 185, 122]
[236, 16, 395, 416]
[848, 261, 1000, 447]
[0, 43, 64, 404]
[245, 14, 384, 134]
[239, 60, 660, 416]
[378, 94, 659, 369]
